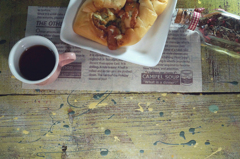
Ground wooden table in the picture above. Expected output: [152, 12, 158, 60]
[0, 0, 240, 158]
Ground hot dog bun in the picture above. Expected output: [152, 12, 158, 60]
[73, 0, 168, 50]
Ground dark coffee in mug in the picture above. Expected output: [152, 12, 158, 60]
[19, 45, 56, 81]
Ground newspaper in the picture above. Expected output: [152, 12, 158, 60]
[23, 6, 202, 92]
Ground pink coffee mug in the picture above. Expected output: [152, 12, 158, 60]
[8, 35, 76, 86]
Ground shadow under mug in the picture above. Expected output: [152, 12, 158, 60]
[8, 35, 76, 86]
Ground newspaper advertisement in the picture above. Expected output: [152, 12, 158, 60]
[23, 6, 202, 92]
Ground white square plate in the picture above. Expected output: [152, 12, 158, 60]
[60, 0, 177, 67]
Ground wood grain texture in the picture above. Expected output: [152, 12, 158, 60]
[0, 93, 240, 158]
[0, 0, 240, 158]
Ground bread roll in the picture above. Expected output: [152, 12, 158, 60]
[73, 0, 168, 50]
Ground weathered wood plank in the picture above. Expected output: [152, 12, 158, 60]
[0, 93, 240, 158]
[1, 1, 240, 159]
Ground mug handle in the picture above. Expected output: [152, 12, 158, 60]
[59, 52, 76, 67]
[36, 52, 76, 86]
